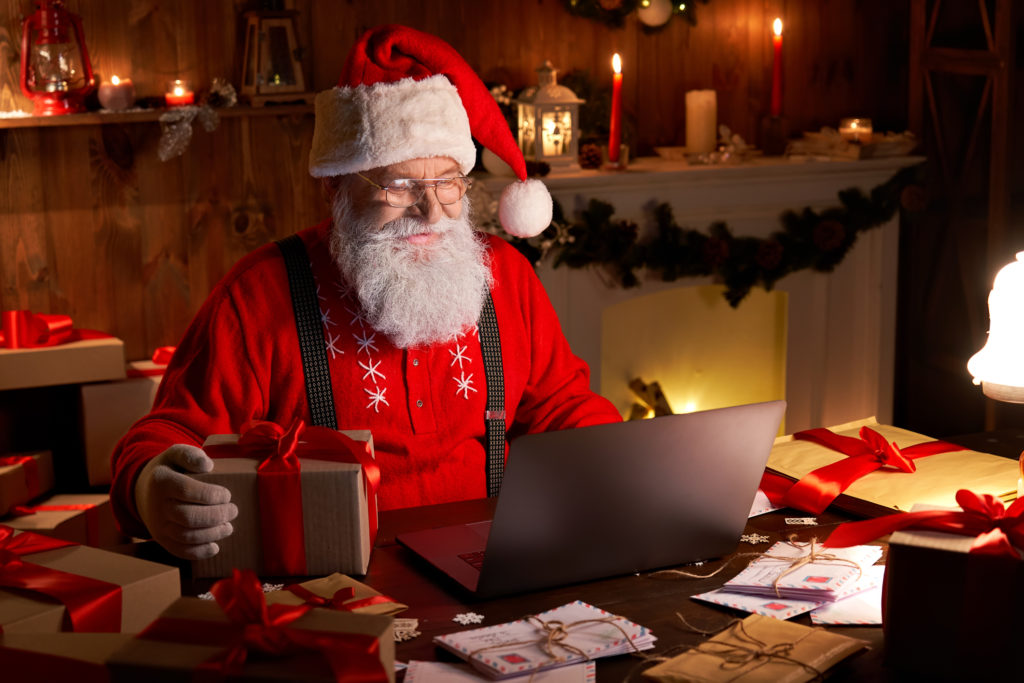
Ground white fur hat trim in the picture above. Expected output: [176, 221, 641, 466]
[309, 74, 477, 177]
[499, 179, 553, 238]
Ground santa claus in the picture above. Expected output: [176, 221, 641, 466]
[112, 24, 622, 560]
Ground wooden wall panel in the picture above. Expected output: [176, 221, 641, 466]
[1, 0, 909, 361]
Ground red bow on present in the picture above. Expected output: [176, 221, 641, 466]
[0, 310, 108, 349]
[138, 569, 388, 682]
[125, 346, 177, 378]
[777, 426, 966, 514]
[825, 489, 1024, 558]
[207, 419, 381, 576]
[284, 583, 397, 612]
[0, 525, 122, 633]
[0, 455, 41, 500]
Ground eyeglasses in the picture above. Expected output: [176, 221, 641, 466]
[356, 172, 473, 209]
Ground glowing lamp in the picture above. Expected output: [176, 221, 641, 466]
[968, 252, 1024, 402]
[515, 61, 584, 174]
[19, 0, 95, 115]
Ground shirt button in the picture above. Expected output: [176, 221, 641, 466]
[413, 359, 420, 366]
[416, 399, 423, 407]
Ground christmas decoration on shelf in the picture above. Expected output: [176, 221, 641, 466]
[485, 162, 926, 307]
[515, 61, 584, 173]
[562, 0, 711, 29]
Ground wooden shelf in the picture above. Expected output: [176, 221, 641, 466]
[0, 103, 314, 130]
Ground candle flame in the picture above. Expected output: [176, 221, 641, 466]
[612, 53, 622, 74]
[111, 75, 120, 85]
[173, 85, 185, 97]
[773, 18, 783, 36]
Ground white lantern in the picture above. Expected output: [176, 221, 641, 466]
[967, 251, 1024, 402]
[515, 61, 584, 173]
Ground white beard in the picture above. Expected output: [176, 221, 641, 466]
[329, 194, 493, 349]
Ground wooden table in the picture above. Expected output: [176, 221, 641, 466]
[361, 499, 911, 682]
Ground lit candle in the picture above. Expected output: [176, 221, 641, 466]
[685, 89, 717, 155]
[838, 117, 873, 143]
[770, 17, 783, 118]
[97, 74, 135, 111]
[608, 53, 623, 164]
[165, 79, 195, 107]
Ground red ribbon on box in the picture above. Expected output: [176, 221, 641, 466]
[284, 584, 396, 612]
[137, 569, 388, 682]
[206, 419, 381, 576]
[125, 346, 176, 378]
[0, 525, 122, 633]
[825, 489, 1024, 558]
[762, 426, 967, 514]
[10, 502, 101, 547]
[0, 310, 109, 349]
[0, 455, 41, 499]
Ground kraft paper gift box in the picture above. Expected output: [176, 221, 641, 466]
[0, 526, 180, 634]
[0, 450, 55, 517]
[0, 337, 126, 391]
[883, 507, 1024, 678]
[107, 593, 395, 682]
[2, 493, 123, 547]
[265, 572, 408, 616]
[0, 633, 133, 683]
[80, 360, 164, 486]
[765, 418, 1018, 516]
[190, 424, 378, 578]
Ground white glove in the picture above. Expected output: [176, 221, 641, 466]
[134, 444, 237, 560]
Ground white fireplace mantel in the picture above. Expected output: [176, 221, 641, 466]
[481, 155, 925, 434]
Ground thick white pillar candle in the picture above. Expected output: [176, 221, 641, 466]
[685, 89, 717, 155]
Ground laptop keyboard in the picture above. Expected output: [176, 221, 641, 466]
[458, 550, 486, 571]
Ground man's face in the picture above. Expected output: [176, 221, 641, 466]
[327, 157, 492, 349]
[350, 156, 465, 247]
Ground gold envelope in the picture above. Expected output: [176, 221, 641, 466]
[767, 418, 1018, 516]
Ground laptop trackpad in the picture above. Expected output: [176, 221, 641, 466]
[398, 521, 492, 592]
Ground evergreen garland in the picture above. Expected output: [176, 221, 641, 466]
[508, 162, 927, 307]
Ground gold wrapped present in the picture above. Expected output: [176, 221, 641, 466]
[2, 493, 123, 547]
[0, 451, 55, 517]
[265, 572, 407, 616]
[0, 633, 132, 682]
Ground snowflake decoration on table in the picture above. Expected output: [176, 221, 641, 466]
[785, 517, 818, 526]
[359, 358, 386, 384]
[740, 533, 771, 544]
[354, 330, 378, 355]
[197, 582, 283, 600]
[453, 612, 485, 625]
[453, 371, 477, 399]
[449, 343, 470, 369]
[365, 385, 389, 412]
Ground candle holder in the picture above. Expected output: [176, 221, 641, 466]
[164, 79, 194, 107]
[601, 144, 629, 170]
[838, 117, 873, 144]
[97, 75, 135, 111]
[515, 61, 584, 174]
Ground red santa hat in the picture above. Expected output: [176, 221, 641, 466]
[308, 24, 552, 239]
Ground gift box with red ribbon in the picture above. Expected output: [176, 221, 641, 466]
[0, 310, 125, 391]
[762, 418, 1018, 516]
[265, 572, 408, 617]
[107, 569, 394, 683]
[79, 348, 174, 487]
[191, 420, 380, 578]
[0, 451, 55, 517]
[825, 490, 1024, 678]
[0, 525, 180, 634]
[2, 493, 124, 548]
[0, 633, 133, 683]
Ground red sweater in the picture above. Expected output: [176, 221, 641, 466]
[111, 221, 621, 537]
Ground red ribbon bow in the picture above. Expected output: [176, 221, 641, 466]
[825, 489, 1024, 558]
[0, 310, 108, 349]
[0, 455, 41, 500]
[284, 583, 396, 612]
[0, 525, 122, 633]
[138, 569, 388, 682]
[207, 419, 381, 576]
[777, 426, 966, 514]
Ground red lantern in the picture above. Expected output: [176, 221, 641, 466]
[19, 0, 95, 115]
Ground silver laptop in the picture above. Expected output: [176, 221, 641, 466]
[397, 400, 785, 598]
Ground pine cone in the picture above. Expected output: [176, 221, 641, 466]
[579, 143, 603, 169]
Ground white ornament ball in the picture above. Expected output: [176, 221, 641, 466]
[637, 0, 673, 27]
[481, 147, 516, 177]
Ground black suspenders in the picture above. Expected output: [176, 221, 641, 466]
[276, 234, 507, 496]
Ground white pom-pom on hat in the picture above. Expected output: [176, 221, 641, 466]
[499, 179, 552, 238]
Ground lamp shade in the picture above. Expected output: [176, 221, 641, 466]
[967, 251, 1024, 402]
